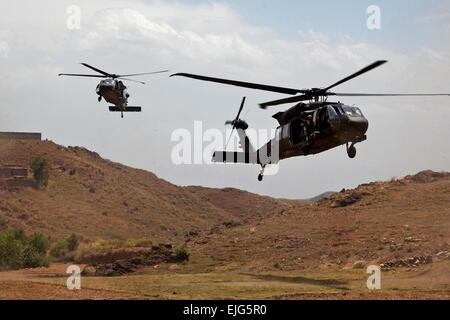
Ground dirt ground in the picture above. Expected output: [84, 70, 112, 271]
[0, 281, 146, 300]
[0, 264, 146, 300]
[0, 262, 448, 300]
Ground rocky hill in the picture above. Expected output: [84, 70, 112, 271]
[188, 170, 450, 271]
[1, 139, 448, 274]
[0, 139, 299, 243]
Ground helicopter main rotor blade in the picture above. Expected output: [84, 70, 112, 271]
[58, 73, 106, 78]
[117, 77, 146, 85]
[323, 60, 387, 92]
[80, 63, 111, 76]
[171, 73, 306, 95]
[259, 94, 311, 109]
[119, 70, 169, 77]
[332, 92, 450, 97]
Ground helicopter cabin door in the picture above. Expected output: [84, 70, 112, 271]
[289, 118, 309, 146]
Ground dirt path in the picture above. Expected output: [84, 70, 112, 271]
[0, 264, 147, 300]
[0, 280, 146, 300]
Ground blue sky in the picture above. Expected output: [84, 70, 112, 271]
[162, 0, 446, 51]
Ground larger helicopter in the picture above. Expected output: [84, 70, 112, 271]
[59, 63, 168, 118]
[172, 61, 449, 181]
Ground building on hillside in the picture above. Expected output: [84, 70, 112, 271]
[0, 164, 35, 189]
[0, 132, 41, 140]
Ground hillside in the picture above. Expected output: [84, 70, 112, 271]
[1, 139, 449, 273]
[0, 139, 299, 243]
[188, 170, 450, 272]
[0, 139, 449, 299]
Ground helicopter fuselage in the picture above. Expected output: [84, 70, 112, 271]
[96, 78, 129, 109]
[213, 101, 369, 168]
[274, 101, 368, 160]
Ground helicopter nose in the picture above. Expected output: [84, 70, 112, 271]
[347, 117, 368, 135]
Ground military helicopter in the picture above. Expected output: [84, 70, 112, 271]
[59, 63, 168, 118]
[172, 61, 449, 181]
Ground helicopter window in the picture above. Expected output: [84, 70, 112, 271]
[343, 107, 353, 116]
[332, 105, 344, 115]
[282, 124, 290, 139]
[342, 106, 363, 117]
[354, 107, 364, 117]
[327, 106, 338, 119]
[290, 119, 303, 145]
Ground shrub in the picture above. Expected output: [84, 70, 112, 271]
[27, 232, 49, 254]
[12, 229, 27, 245]
[0, 231, 50, 270]
[125, 238, 153, 248]
[23, 245, 49, 268]
[31, 157, 49, 187]
[49, 241, 68, 258]
[66, 234, 79, 251]
[175, 245, 190, 262]
[0, 232, 24, 269]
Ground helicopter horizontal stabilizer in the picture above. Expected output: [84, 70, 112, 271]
[212, 151, 259, 164]
[108, 106, 142, 112]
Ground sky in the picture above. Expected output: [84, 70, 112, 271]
[0, 0, 449, 199]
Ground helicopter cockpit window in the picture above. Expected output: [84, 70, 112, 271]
[342, 106, 363, 117]
[327, 106, 338, 119]
[353, 107, 364, 117]
[332, 106, 342, 115]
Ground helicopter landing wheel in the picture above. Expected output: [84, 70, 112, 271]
[347, 143, 356, 159]
[258, 165, 266, 181]
[98, 96, 102, 102]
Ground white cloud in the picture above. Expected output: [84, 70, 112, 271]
[298, 29, 329, 43]
[0, 40, 9, 58]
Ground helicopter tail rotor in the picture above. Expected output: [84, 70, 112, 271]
[224, 97, 248, 149]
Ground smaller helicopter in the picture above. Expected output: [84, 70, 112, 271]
[59, 63, 168, 118]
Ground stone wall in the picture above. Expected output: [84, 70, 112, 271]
[0, 167, 28, 177]
[6, 177, 35, 189]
